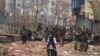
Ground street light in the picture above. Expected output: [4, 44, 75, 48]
[40, 11, 44, 26]
[9, 13, 13, 33]
[40, 11, 44, 35]
[40, 11, 44, 25]
[9, 13, 13, 16]
[20, 8, 24, 16]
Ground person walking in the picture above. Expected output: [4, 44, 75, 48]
[20, 27, 28, 45]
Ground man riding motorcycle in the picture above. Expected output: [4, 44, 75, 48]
[47, 34, 57, 56]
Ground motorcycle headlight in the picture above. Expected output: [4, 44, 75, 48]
[49, 45, 53, 49]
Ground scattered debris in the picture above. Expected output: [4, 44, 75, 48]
[0, 43, 7, 56]
[5, 41, 100, 56]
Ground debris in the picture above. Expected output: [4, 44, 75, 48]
[0, 43, 7, 56]
[11, 43, 18, 47]
[94, 52, 98, 55]
[63, 51, 69, 54]
[6, 41, 100, 56]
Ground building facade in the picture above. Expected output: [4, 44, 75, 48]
[85, 0, 100, 35]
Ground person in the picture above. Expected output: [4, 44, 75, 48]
[47, 34, 57, 56]
[74, 28, 83, 50]
[37, 30, 43, 41]
[59, 27, 66, 46]
[44, 27, 50, 42]
[20, 27, 28, 45]
[65, 30, 73, 42]
[27, 29, 32, 40]
[47, 35, 57, 46]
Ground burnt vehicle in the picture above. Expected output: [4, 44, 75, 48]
[32, 31, 43, 41]
[59, 27, 73, 46]
[60, 30, 73, 45]
[74, 28, 88, 52]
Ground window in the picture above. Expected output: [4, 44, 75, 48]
[51, 1, 55, 6]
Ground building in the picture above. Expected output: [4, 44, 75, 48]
[0, 0, 6, 23]
[55, 0, 71, 27]
[70, 0, 85, 29]
[5, 0, 34, 15]
[84, 0, 94, 29]
[47, 0, 57, 26]
[71, 0, 85, 15]
[85, 0, 100, 35]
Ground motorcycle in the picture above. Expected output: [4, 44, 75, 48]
[47, 44, 57, 56]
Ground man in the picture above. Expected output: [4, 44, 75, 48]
[65, 30, 73, 42]
[47, 35, 57, 47]
[47, 34, 57, 56]
[27, 29, 32, 40]
[20, 27, 28, 44]
[44, 27, 50, 42]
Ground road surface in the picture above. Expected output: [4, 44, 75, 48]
[6, 40, 100, 56]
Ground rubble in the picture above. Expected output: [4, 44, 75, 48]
[11, 43, 18, 47]
[6, 41, 47, 56]
[0, 43, 7, 56]
[4, 40, 100, 56]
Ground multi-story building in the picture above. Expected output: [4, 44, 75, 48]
[56, 0, 71, 26]
[84, 0, 94, 29]
[0, 0, 6, 23]
[5, 0, 34, 15]
[85, 0, 100, 36]
[47, 0, 57, 26]
[70, 0, 85, 28]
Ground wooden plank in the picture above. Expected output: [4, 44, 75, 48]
[0, 34, 21, 37]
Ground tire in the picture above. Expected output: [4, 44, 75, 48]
[48, 50, 53, 56]
[49, 51, 52, 56]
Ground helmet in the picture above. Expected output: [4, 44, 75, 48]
[49, 35, 53, 39]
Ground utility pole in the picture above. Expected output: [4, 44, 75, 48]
[23, 0, 25, 27]
[31, 0, 34, 31]
[40, 0, 45, 39]
[36, 0, 38, 30]
[13, 0, 16, 33]
[33, 0, 38, 31]
[41, 0, 43, 30]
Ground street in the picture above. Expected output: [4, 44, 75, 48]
[5, 39, 100, 56]
[0, 0, 100, 56]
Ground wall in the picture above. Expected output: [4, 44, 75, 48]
[93, 21, 100, 35]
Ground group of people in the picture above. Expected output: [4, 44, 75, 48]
[20, 26, 92, 52]
[19, 26, 44, 44]
[44, 26, 92, 52]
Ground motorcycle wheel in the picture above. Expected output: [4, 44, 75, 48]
[48, 50, 53, 56]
